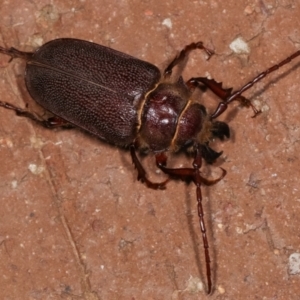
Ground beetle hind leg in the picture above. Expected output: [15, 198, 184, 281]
[0, 100, 73, 129]
[0, 46, 33, 61]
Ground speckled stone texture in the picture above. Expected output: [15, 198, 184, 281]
[0, 1, 300, 299]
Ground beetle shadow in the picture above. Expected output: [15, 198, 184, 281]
[248, 60, 300, 102]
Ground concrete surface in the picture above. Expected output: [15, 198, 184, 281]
[0, 0, 300, 299]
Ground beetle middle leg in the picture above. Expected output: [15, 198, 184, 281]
[164, 42, 214, 78]
[130, 144, 168, 190]
[155, 146, 226, 294]
[0, 100, 73, 128]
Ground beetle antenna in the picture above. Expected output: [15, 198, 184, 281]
[210, 49, 300, 119]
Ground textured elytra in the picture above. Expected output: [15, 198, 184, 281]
[25, 38, 161, 146]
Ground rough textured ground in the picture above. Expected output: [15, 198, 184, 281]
[0, 1, 300, 299]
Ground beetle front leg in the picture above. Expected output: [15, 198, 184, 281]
[0, 100, 73, 128]
[186, 77, 261, 118]
[130, 145, 168, 190]
[164, 42, 214, 78]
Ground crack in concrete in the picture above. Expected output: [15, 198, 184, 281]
[36, 135, 100, 299]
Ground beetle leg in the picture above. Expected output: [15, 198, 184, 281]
[0, 46, 33, 61]
[155, 149, 226, 185]
[0, 100, 73, 128]
[156, 146, 226, 294]
[164, 42, 214, 78]
[210, 49, 300, 119]
[130, 145, 168, 190]
[186, 77, 232, 100]
[186, 77, 261, 117]
[186, 77, 261, 118]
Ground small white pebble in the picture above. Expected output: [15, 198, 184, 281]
[289, 253, 300, 275]
[28, 163, 44, 175]
[162, 18, 172, 29]
[218, 285, 226, 294]
[229, 37, 250, 54]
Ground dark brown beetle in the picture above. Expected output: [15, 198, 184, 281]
[0, 38, 299, 294]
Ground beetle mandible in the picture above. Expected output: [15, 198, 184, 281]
[0, 38, 300, 294]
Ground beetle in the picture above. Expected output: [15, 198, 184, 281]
[0, 38, 299, 294]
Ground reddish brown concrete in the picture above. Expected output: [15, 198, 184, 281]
[0, 1, 300, 299]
